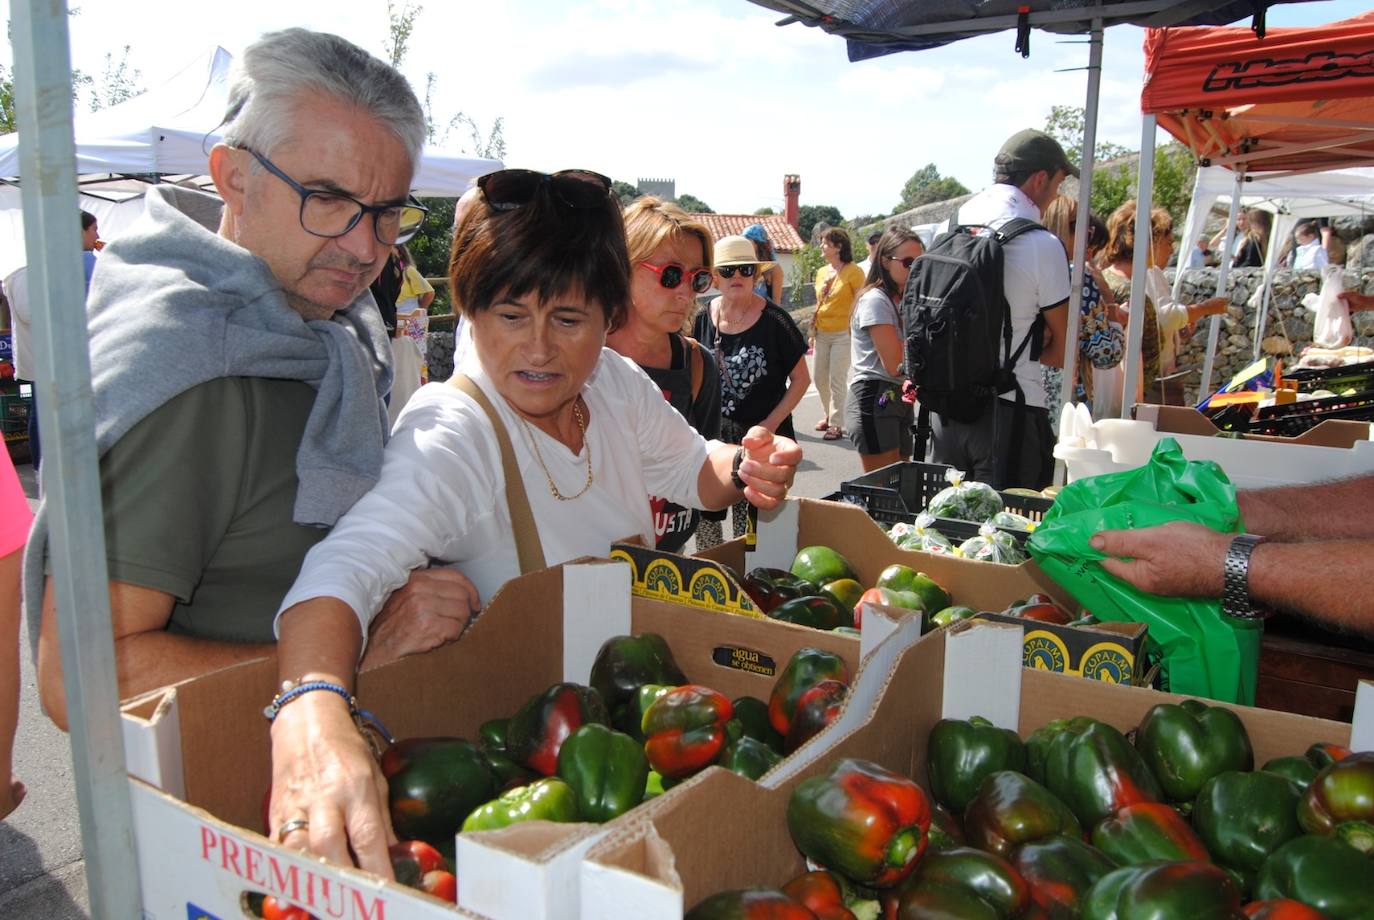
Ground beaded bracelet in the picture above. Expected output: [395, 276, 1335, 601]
[263, 679, 394, 748]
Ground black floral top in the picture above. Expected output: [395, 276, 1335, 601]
[694, 299, 807, 440]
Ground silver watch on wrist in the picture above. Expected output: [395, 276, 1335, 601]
[1221, 533, 1270, 620]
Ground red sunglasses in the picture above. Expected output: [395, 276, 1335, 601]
[640, 261, 713, 294]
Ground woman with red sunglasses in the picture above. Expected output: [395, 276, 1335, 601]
[607, 197, 721, 552]
[845, 227, 924, 471]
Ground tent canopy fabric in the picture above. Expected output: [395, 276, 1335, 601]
[1143, 10, 1374, 175]
[0, 46, 501, 277]
[746, 0, 1309, 62]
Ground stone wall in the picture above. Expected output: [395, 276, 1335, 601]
[1171, 267, 1374, 401]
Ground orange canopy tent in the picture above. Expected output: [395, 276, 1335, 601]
[1142, 9, 1374, 177]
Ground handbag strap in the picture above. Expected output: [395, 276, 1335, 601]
[450, 373, 547, 574]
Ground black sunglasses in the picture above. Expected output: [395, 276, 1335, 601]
[716, 264, 758, 279]
[477, 168, 613, 211]
[640, 261, 713, 294]
[885, 255, 918, 269]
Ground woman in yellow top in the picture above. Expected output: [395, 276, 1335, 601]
[811, 227, 866, 439]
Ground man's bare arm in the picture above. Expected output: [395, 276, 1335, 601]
[38, 579, 272, 730]
[1238, 474, 1374, 542]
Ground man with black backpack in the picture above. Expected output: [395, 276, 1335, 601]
[902, 129, 1074, 490]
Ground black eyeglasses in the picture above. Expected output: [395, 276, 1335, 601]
[477, 168, 613, 211]
[640, 261, 713, 294]
[885, 255, 918, 269]
[242, 148, 427, 246]
[716, 264, 758, 279]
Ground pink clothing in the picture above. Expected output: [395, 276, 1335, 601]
[1, 451, 32, 557]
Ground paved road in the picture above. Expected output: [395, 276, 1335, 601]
[0, 357, 866, 917]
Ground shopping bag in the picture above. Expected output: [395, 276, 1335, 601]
[1027, 438, 1261, 704]
[1312, 265, 1352, 349]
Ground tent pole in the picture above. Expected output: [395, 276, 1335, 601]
[1064, 18, 1103, 421]
[10, 2, 142, 917]
[1172, 166, 1206, 302]
[1121, 114, 1157, 418]
[1201, 168, 1246, 392]
[1252, 210, 1287, 362]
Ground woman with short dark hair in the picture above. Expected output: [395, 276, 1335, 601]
[269, 169, 802, 873]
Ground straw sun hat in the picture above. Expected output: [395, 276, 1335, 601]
[714, 234, 776, 273]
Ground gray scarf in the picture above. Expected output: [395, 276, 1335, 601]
[24, 185, 392, 647]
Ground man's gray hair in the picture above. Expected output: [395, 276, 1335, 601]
[221, 28, 425, 167]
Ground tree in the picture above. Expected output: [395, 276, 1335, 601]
[797, 204, 843, 241]
[422, 73, 506, 158]
[754, 206, 775, 215]
[896, 164, 969, 213]
[0, 64, 14, 135]
[612, 180, 640, 207]
[384, 0, 422, 68]
[675, 194, 713, 214]
[71, 46, 144, 112]
[1043, 105, 1131, 167]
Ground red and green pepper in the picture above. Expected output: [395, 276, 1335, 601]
[505, 682, 610, 776]
[769, 648, 850, 737]
[643, 684, 734, 779]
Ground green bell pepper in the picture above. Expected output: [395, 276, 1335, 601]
[1261, 756, 1320, 790]
[717, 736, 783, 781]
[588, 634, 687, 738]
[1082, 861, 1243, 920]
[478, 718, 509, 755]
[927, 715, 1028, 814]
[381, 737, 496, 856]
[555, 723, 647, 823]
[1297, 750, 1374, 855]
[460, 776, 580, 832]
[731, 696, 785, 753]
[484, 750, 538, 792]
[1255, 835, 1374, 920]
[1012, 834, 1118, 918]
[685, 887, 820, 920]
[1035, 717, 1164, 826]
[506, 682, 610, 776]
[895, 847, 1030, 919]
[769, 647, 850, 737]
[1089, 802, 1210, 866]
[769, 594, 852, 631]
[787, 757, 931, 888]
[962, 770, 1081, 859]
[642, 684, 734, 780]
[1193, 770, 1302, 892]
[1134, 700, 1253, 804]
[926, 801, 967, 853]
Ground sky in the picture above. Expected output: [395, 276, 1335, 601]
[4, 0, 1369, 219]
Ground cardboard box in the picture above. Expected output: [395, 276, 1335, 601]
[121, 559, 919, 920]
[580, 621, 1368, 919]
[694, 499, 1142, 684]
[1137, 404, 1374, 447]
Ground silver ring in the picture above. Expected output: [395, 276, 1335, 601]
[276, 818, 310, 843]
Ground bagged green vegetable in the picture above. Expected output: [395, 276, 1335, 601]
[891, 513, 955, 554]
[1026, 438, 1261, 705]
[957, 523, 1027, 564]
[990, 510, 1035, 532]
[926, 468, 1002, 523]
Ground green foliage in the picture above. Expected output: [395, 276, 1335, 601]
[0, 64, 14, 135]
[1044, 105, 1131, 167]
[612, 180, 640, 206]
[797, 204, 844, 241]
[406, 196, 455, 314]
[896, 164, 969, 212]
[675, 193, 713, 214]
[788, 244, 825, 307]
[754, 206, 775, 215]
[1086, 142, 1197, 229]
[72, 46, 144, 112]
[385, 0, 422, 68]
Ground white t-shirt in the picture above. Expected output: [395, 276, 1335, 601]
[1294, 238, 1329, 271]
[277, 347, 715, 642]
[4, 267, 31, 379]
[956, 185, 1071, 409]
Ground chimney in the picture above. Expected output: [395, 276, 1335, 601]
[784, 174, 801, 230]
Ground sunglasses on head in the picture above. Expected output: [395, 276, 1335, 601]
[476, 168, 613, 211]
[640, 261, 713, 294]
[885, 255, 918, 269]
[716, 264, 758, 279]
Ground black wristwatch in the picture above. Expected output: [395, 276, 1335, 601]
[1221, 534, 1271, 620]
[730, 447, 747, 491]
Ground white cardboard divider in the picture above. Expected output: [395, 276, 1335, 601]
[941, 622, 1025, 730]
[457, 828, 606, 920]
[762, 611, 925, 789]
[751, 500, 800, 571]
[122, 689, 185, 799]
[580, 828, 683, 919]
[1352, 680, 1374, 753]
[562, 560, 633, 682]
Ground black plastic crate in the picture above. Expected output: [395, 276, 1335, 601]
[1283, 359, 1374, 394]
[838, 461, 1053, 545]
[0, 392, 29, 435]
[1245, 389, 1374, 437]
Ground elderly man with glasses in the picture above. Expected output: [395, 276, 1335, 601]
[31, 29, 477, 730]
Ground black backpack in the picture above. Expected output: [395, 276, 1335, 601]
[900, 218, 1047, 457]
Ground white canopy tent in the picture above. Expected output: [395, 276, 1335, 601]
[0, 46, 501, 277]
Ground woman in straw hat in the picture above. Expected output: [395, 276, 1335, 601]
[693, 234, 809, 548]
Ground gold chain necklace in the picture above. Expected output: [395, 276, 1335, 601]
[517, 399, 593, 501]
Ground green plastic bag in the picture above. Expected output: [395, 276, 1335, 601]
[1027, 438, 1262, 705]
